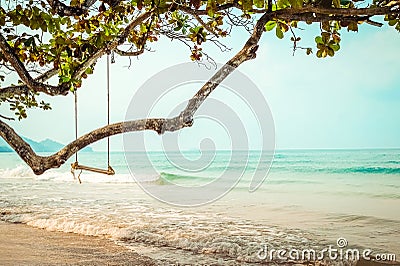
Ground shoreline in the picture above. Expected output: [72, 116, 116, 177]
[0, 221, 398, 265]
[0, 221, 156, 265]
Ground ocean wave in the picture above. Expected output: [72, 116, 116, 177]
[153, 172, 221, 186]
[385, 160, 400, 164]
[160, 172, 197, 181]
[0, 165, 36, 178]
[0, 166, 216, 185]
[271, 165, 400, 175]
[0, 165, 162, 183]
[339, 166, 400, 174]
[266, 179, 321, 185]
[371, 193, 400, 199]
[0, 208, 321, 264]
[328, 214, 400, 227]
[71, 173, 141, 183]
[160, 172, 215, 181]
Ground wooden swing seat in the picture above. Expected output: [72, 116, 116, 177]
[71, 162, 115, 184]
[71, 162, 115, 175]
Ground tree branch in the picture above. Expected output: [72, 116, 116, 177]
[182, 4, 400, 18]
[0, 12, 271, 175]
[249, 4, 400, 15]
[2, 3, 396, 99]
[47, 0, 98, 16]
[0, 68, 58, 98]
[0, 114, 14, 121]
[0, 34, 69, 96]
[181, 12, 270, 122]
[182, 8, 220, 37]
[180, 3, 235, 16]
[113, 47, 145, 57]
[0, 11, 153, 98]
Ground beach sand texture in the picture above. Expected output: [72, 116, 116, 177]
[0, 222, 156, 265]
[1, 221, 399, 265]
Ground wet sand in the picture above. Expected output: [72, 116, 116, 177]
[0, 222, 398, 265]
[0, 222, 156, 265]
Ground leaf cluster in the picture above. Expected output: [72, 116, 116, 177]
[0, 0, 398, 120]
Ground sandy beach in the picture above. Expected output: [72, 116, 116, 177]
[0, 221, 156, 265]
[1, 221, 398, 265]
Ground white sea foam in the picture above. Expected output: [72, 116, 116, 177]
[0, 204, 321, 264]
[69, 173, 138, 183]
[0, 165, 35, 178]
[0, 165, 162, 184]
[1, 150, 399, 265]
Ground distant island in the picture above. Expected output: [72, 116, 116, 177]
[0, 138, 93, 153]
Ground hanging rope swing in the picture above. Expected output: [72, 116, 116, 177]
[71, 53, 115, 183]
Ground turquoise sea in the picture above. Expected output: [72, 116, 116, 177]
[0, 149, 399, 264]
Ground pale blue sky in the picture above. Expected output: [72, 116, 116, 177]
[2, 21, 400, 151]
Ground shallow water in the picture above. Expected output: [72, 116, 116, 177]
[0, 149, 399, 264]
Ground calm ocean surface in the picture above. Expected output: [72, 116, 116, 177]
[0, 149, 399, 264]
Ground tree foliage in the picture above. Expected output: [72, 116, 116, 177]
[0, 0, 399, 120]
[0, 0, 399, 173]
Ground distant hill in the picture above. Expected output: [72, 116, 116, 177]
[0, 138, 93, 153]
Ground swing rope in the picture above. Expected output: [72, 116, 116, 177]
[71, 53, 115, 183]
[72, 90, 82, 183]
[107, 53, 110, 167]
[74, 89, 78, 163]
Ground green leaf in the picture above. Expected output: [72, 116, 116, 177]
[330, 43, 340, 51]
[140, 23, 147, 33]
[242, 0, 254, 11]
[40, 21, 47, 32]
[277, 0, 290, 8]
[347, 21, 358, 32]
[206, 0, 217, 17]
[85, 67, 93, 74]
[333, 0, 341, 8]
[264, 21, 277, 31]
[321, 49, 328, 57]
[321, 32, 330, 43]
[48, 21, 55, 33]
[315, 36, 323, 44]
[288, 0, 302, 8]
[254, 0, 264, 8]
[276, 26, 284, 39]
[321, 21, 330, 32]
[396, 22, 400, 31]
[94, 34, 104, 48]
